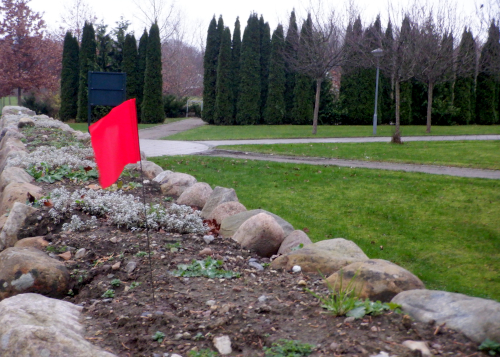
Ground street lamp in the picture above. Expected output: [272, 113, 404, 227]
[371, 48, 384, 135]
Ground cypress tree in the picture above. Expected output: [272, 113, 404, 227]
[454, 28, 476, 124]
[110, 18, 130, 72]
[264, 24, 286, 124]
[122, 34, 139, 101]
[202, 16, 220, 124]
[76, 22, 96, 122]
[214, 27, 233, 125]
[259, 16, 271, 121]
[141, 23, 164, 124]
[381, 20, 395, 124]
[284, 10, 299, 124]
[137, 29, 148, 121]
[292, 16, 314, 125]
[476, 21, 500, 124]
[95, 23, 112, 72]
[60, 31, 79, 122]
[236, 14, 261, 124]
[231, 17, 242, 119]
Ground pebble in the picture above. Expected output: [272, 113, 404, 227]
[74, 248, 86, 259]
[107, 274, 114, 279]
[330, 342, 339, 351]
[249, 258, 257, 262]
[199, 248, 212, 256]
[182, 332, 192, 339]
[58, 251, 72, 260]
[249, 261, 264, 271]
[371, 326, 379, 332]
[213, 335, 232, 355]
[125, 261, 137, 273]
[258, 295, 267, 303]
[112, 262, 121, 270]
[206, 300, 216, 306]
[344, 316, 356, 323]
[174, 333, 183, 341]
[402, 341, 432, 357]
[203, 235, 215, 244]
[298, 280, 307, 286]
[292, 265, 301, 273]
[109, 237, 118, 243]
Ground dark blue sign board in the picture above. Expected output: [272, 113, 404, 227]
[88, 71, 127, 127]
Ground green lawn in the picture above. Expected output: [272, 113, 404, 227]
[222, 141, 500, 170]
[0, 96, 19, 112]
[150, 156, 500, 301]
[68, 117, 186, 133]
[165, 124, 500, 141]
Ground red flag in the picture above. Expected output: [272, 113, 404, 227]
[89, 99, 141, 188]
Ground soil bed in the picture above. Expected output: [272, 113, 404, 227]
[15, 127, 481, 357]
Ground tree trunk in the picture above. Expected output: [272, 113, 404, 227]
[395, 80, 401, 137]
[426, 82, 434, 133]
[312, 78, 322, 135]
[17, 88, 21, 105]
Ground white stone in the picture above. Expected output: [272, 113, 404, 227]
[213, 335, 232, 355]
[402, 341, 431, 357]
[292, 265, 301, 273]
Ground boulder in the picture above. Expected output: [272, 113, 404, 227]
[0, 182, 43, 216]
[0, 149, 26, 172]
[220, 209, 294, 238]
[232, 213, 285, 257]
[14, 236, 49, 251]
[140, 160, 163, 180]
[17, 117, 35, 128]
[206, 201, 247, 224]
[0, 135, 25, 151]
[160, 172, 197, 198]
[0, 247, 70, 300]
[277, 230, 313, 255]
[0, 128, 24, 144]
[392, 289, 500, 343]
[176, 182, 213, 209]
[325, 259, 425, 302]
[153, 170, 173, 184]
[0, 166, 34, 192]
[1, 106, 35, 116]
[0, 202, 38, 250]
[271, 238, 368, 275]
[200, 186, 238, 219]
[0, 293, 116, 356]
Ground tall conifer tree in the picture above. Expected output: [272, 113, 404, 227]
[454, 28, 476, 124]
[476, 21, 500, 124]
[202, 16, 220, 124]
[142, 23, 164, 123]
[237, 14, 261, 124]
[77, 22, 96, 122]
[284, 11, 299, 123]
[137, 29, 148, 121]
[231, 17, 242, 119]
[259, 16, 271, 121]
[264, 25, 286, 124]
[292, 15, 314, 124]
[381, 20, 395, 124]
[122, 34, 139, 101]
[60, 31, 79, 121]
[214, 27, 233, 124]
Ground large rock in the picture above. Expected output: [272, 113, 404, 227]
[392, 289, 500, 343]
[220, 209, 294, 238]
[14, 236, 49, 251]
[326, 259, 425, 302]
[0, 166, 34, 192]
[200, 186, 239, 219]
[0, 293, 116, 357]
[17, 117, 35, 128]
[0, 136, 25, 151]
[0, 127, 24, 143]
[277, 230, 313, 255]
[139, 160, 163, 180]
[206, 201, 247, 224]
[271, 238, 368, 275]
[160, 172, 197, 198]
[0, 182, 43, 216]
[153, 170, 173, 184]
[0, 247, 70, 300]
[0, 149, 26, 172]
[176, 182, 213, 209]
[1, 106, 35, 116]
[0, 202, 38, 250]
[232, 213, 285, 257]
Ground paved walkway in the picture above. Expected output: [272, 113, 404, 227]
[138, 120, 500, 179]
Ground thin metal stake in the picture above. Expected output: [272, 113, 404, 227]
[139, 160, 156, 306]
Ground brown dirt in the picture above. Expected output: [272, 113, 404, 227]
[14, 127, 482, 357]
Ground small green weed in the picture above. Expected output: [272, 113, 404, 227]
[26, 163, 97, 184]
[480, 339, 500, 356]
[136, 251, 148, 257]
[172, 256, 240, 279]
[151, 331, 165, 343]
[165, 242, 182, 249]
[188, 349, 219, 357]
[110, 279, 121, 287]
[129, 281, 141, 289]
[102, 289, 115, 298]
[263, 339, 314, 357]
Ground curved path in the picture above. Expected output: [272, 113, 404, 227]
[138, 119, 500, 179]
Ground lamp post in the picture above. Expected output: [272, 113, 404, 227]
[371, 48, 383, 135]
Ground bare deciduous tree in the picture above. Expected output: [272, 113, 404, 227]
[133, 0, 183, 42]
[59, 0, 97, 42]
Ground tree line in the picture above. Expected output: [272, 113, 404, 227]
[60, 21, 164, 123]
[203, 8, 500, 134]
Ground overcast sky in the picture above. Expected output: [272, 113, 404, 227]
[29, 0, 483, 43]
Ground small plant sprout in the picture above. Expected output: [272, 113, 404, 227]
[110, 279, 121, 287]
[136, 251, 148, 257]
[129, 282, 141, 289]
[152, 331, 165, 343]
[480, 339, 500, 356]
[263, 339, 314, 357]
[102, 289, 115, 298]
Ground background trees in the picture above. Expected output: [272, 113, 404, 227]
[60, 31, 79, 121]
[76, 21, 96, 121]
[141, 23, 164, 123]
